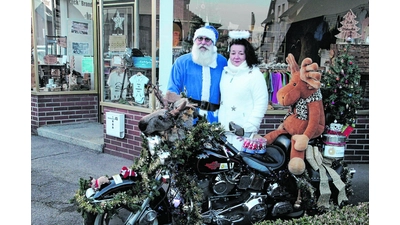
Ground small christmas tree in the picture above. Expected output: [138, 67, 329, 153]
[321, 44, 363, 134]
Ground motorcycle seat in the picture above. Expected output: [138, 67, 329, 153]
[272, 134, 319, 154]
[273, 134, 291, 154]
[241, 144, 285, 174]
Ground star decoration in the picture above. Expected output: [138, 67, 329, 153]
[231, 106, 236, 111]
[112, 11, 125, 30]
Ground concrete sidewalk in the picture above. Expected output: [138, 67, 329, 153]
[31, 134, 133, 225]
[37, 122, 104, 152]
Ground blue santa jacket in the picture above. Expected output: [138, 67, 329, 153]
[167, 53, 227, 123]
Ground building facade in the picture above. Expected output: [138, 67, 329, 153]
[31, 0, 369, 163]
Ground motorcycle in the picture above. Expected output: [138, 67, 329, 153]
[76, 86, 355, 225]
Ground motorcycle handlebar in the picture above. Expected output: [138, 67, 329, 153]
[218, 133, 241, 155]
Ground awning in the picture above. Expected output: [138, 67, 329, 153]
[279, 0, 369, 23]
[261, 0, 276, 25]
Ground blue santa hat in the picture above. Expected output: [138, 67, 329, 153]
[193, 25, 219, 44]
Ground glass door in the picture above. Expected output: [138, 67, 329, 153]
[97, 0, 135, 122]
[99, 1, 134, 103]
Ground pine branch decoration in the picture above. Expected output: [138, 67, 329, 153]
[71, 116, 225, 224]
[321, 44, 363, 127]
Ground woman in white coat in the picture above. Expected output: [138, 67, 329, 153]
[218, 30, 269, 151]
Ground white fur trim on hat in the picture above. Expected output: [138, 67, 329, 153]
[193, 27, 217, 44]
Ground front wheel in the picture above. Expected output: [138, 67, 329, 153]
[94, 206, 159, 225]
[83, 211, 96, 225]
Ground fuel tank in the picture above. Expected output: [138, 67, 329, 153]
[196, 149, 240, 174]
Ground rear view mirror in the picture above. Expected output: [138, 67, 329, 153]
[229, 121, 244, 137]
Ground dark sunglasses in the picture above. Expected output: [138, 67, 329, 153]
[196, 36, 212, 43]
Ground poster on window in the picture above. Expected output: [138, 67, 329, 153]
[72, 42, 89, 55]
[109, 35, 127, 52]
[71, 21, 89, 35]
[67, 19, 93, 56]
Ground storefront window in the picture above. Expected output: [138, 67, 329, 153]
[30, 0, 368, 112]
[31, 0, 95, 92]
[170, 0, 368, 111]
[100, 0, 159, 109]
[172, 0, 269, 61]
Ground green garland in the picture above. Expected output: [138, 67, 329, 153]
[71, 118, 225, 224]
[70, 134, 162, 217]
[71, 117, 353, 223]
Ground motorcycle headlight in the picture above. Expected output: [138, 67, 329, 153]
[85, 188, 95, 198]
[141, 209, 157, 223]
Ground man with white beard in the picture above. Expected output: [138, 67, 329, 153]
[167, 25, 227, 124]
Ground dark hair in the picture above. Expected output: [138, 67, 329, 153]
[228, 38, 258, 68]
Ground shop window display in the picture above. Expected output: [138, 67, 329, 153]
[100, 2, 158, 108]
[102, 5, 134, 103]
[31, 0, 368, 112]
[32, 0, 95, 92]
[103, 47, 157, 107]
[171, 0, 368, 111]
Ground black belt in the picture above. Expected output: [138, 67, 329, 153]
[188, 98, 220, 112]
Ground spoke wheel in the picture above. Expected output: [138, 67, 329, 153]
[94, 207, 133, 225]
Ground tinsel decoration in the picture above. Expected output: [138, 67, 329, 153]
[71, 113, 355, 223]
[71, 117, 225, 224]
[70, 136, 163, 217]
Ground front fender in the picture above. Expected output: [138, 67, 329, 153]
[91, 179, 136, 201]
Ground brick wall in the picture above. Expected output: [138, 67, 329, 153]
[102, 107, 369, 164]
[258, 113, 369, 164]
[331, 44, 369, 74]
[31, 94, 98, 134]
[103, 107, 145, 161]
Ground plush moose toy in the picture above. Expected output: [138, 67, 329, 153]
[264, 54, 325, 175]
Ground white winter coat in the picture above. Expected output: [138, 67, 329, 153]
[218, 60, 269, 149]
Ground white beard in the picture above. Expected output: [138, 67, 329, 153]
[192, 42, 217, 67]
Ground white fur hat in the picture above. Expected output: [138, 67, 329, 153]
[193, 25, 219, 44]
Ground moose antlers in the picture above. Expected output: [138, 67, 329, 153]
[160, 90, 197, 117]
[149, 83, 197, 114]
[299, 58, 321, 89]
[286, 54, 321, 90]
